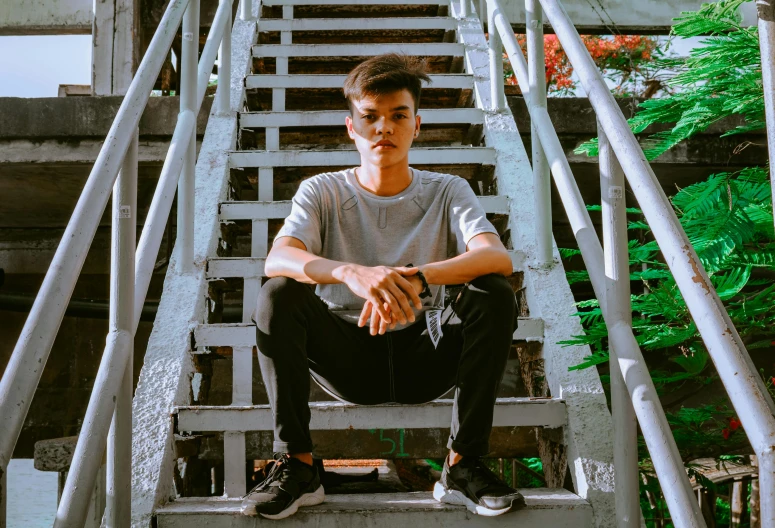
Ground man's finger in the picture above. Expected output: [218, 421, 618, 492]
[380, 289, 406, 325]
[394, 274, 423, 310]
[386, 282, 415, 322]
[370, 303, 380, 336]
[358, 301, 372, 327]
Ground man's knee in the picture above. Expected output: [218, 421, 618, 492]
[463, 274, 517, 328]
[254, 277, 309, 324]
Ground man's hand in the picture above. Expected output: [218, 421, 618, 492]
[332, 264, 423, 335]
[359, 274, 424, 335]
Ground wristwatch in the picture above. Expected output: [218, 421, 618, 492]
[405, 263, 433, 299]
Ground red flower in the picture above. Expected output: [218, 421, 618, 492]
[722, 428, 731, 440]
[729, 418, 741, 431]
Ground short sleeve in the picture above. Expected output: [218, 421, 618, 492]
[448, 178, 498, 255]
[274, 179, 323, 255]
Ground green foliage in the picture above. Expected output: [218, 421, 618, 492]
[574, 0, 764, 160]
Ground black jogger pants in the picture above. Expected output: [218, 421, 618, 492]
[252, 273, 518, 457]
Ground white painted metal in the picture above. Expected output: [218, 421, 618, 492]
[156, 489, 592, 528]
[487, 1, 503, 111]
[130, 13, 257, 527]
[219, 194, 508, 221]
[487, 1, 701, 525]
[240, 0, 251, 19]
[599, 123, 640, 526]
[0, 463, 5, 528]
[459, 0, 469, 18]
[758, 1, 775, 236]
[239, 108, 484, 127]
[178, 0, 199, 274]
[449, 1, 616, 524]
[262, 0, 446, 5]
[197, 0, 233, 106]
[252, 43, 463, 57]
[218, 0, 232, 114]
[105, 130, 137, 528]
[206, 248, 525, 279]
[223, 432, 247, 497]
[91, 0, 115, 95]
[258, 16, 456, 31]
[229, 147, 496, 167]
[540, 2, 775, 526]
[0, 0, 190, 507]
[526, 0, 552, 266]
[193, 316, 543, 348]
[245, 73, 473, 89]
[176, 397, 567, 431]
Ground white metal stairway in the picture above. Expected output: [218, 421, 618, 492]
[151, 0, 609, 525]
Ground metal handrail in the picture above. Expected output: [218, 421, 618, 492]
[479, 0, 775, 525]
[0, 0, 238, 525]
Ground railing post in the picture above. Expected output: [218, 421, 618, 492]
[105, 130, 137, 527]
[178, 0, 200, 273]
[599, 121, 641, 526]
[241, 0, 252, 20]
[526, 0, 552, 265]
[487, 0, 504, 111]
[217, 0, 232, 114]
[0, 463, 6, 528]
[459, 0, 469, 18]
[757, 0, 775, 234]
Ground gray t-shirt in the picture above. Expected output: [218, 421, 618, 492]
[275, 167, 498, 329]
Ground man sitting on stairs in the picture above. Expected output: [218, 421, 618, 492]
[242, 53, 526, 520]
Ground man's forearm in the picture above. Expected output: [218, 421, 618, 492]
[421, 247, 513, 285]
[265, 246, 350, 285]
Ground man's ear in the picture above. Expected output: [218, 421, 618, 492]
[414, 114, 422, 138]
[345, 115, 355, 140]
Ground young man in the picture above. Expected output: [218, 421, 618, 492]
[242, 53, 525, 520]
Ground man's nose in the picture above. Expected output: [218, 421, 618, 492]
[375, 117, 393, 135]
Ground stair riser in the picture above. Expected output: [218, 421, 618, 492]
[157, 508, 593, 528]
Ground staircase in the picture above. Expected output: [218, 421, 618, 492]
[137, 0, 615, 526]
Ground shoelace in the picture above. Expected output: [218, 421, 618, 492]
[244, 454, 293, 497]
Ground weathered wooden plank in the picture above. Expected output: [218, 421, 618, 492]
[258, 17, 456, 32]
[228, 148, 496, 168]
[245, 73, 473, 90]
[253, 42, 463, 58]
[175, 397, 566, 432]
[239, 108, 483, 128]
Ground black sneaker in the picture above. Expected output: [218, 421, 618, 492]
[433, 456, 526, 516]
[241, 454, 325, 519]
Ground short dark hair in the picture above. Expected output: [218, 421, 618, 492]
[343, 53, 431, 114]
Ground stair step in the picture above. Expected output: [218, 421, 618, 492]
[207, 249, 524, 280]
[258, 16, 457, 32]
[253, 42, 463, 58]
[263, 0, 447, 6]
[239, 108, 483, 128]
[219, 195, 508, 221]
[245, 73, 472, 90]
[193, 318, 543, 349]
[175, 397, 566, 432]
[229, 147, 495, 168]
[156, 490, 591, 527]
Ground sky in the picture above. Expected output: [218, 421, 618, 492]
[0, 34, 702, 99]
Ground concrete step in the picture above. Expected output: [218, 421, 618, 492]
[219, 194, 508, 221]
[245, 73, 472, 90]
[239, 108, 483, 128]
[192, 318, 544, 349]
[253, 42, 463, 58]
[229, 147, 495, 168]
[206, 250, 524, 280]
[156, 490, 593, 528]
[258, 16, 457, 32]
[174, 397, 566, 432]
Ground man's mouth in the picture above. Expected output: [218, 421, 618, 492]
[374, 140, 396, 149]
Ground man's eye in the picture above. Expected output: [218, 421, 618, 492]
[395, 114, 407, 119]
[362, 115, 374, 120]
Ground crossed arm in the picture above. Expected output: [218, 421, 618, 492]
[264, 232, 513, 335]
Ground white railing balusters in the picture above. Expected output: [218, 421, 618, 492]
[178, 0, 200, 274]
[487, 1, 504, 111]
[218, 0, 233, 115]
[525, 0, 552, 266]
[599, 122, 640, 526]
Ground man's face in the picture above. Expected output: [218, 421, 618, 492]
[345, 89, 422, 169]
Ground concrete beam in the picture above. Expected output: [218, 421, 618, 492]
[0, 0, 92, 35]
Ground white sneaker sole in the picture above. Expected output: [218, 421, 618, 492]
[433, 481, 517, 517]
[241, 485, 325, 519]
